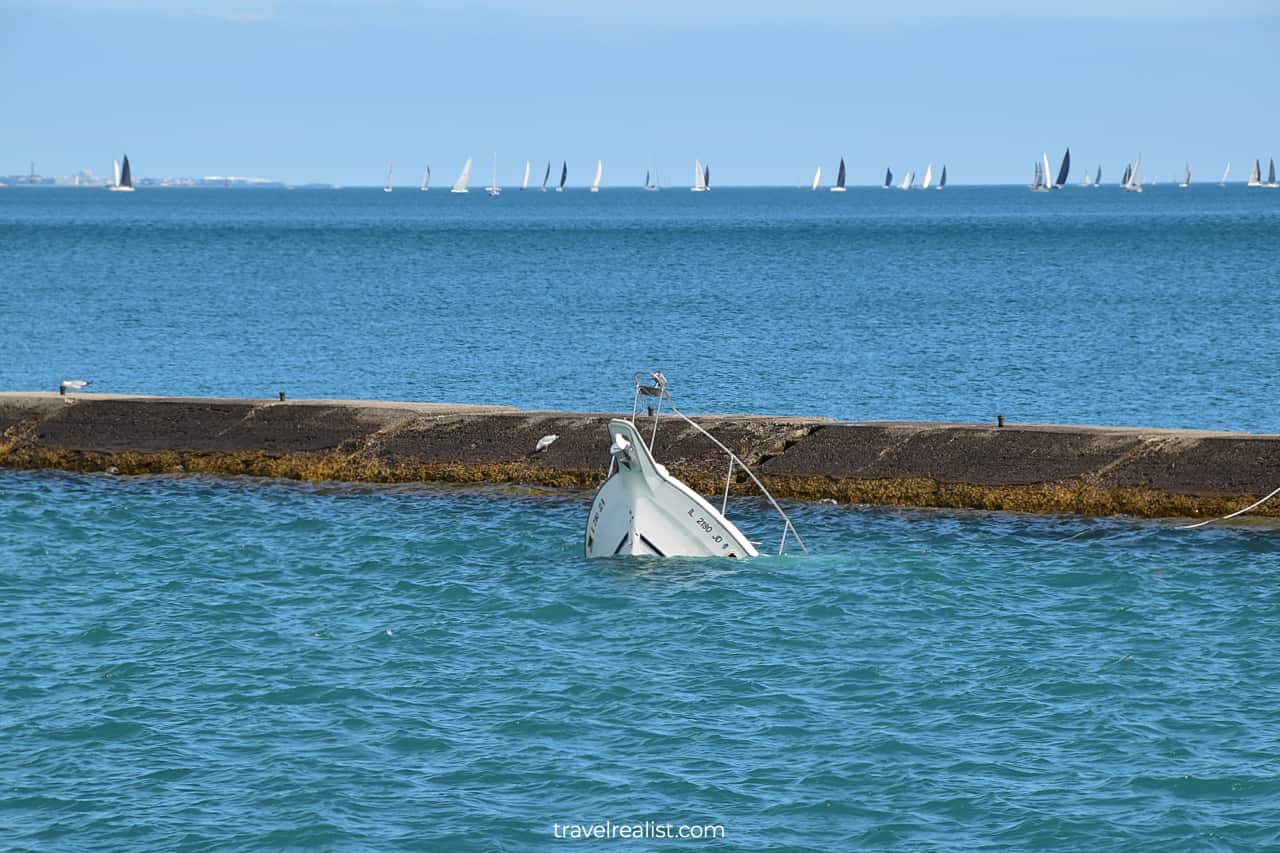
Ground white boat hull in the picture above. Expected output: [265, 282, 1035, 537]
[585, 420, 758, 559]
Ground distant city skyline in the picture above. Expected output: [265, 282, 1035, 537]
[3, 1, 1277, 187]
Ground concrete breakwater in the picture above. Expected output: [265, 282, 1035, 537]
[3, 392, 1279, 522]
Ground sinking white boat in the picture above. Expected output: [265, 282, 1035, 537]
[584, 373, 805, 559]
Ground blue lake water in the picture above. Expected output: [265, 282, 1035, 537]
[3, 186, 1280, 850]
[3, 185, 1279, 429]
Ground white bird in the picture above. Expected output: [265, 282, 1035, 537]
[59, 379, 91, 396]
[534, 434, 559, 452]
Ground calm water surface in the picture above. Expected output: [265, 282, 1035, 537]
[3, 185, 1278, 430]
[2, 187, 1279, 849]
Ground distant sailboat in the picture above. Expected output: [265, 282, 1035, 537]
[810, 165, 822, 191]
[557, 161, 567, 192]
[830, 158, 847, 192]
[1121, 163, 1132, 187]
[541, 161, 551, 192]
[384, 162, 393, 193]
[451, 157, 472, 193]
[107, 154, 134, 192]
[420, 165, 430, 192]
[486, 153, 501, 196]
[1124, 155, 1143, 192]
[1094, 166, 1102, 188]
[692, 159, 708, 192]
[1082, 170, 1092, 187]
[1054, 148, 1070, 188]
[883, 167, 892, 189]
[704, 163, 711, 191]
[1219, 162, 1230, 186]
[936, 165, 946, 190]
[1180, 162, 1190, 188]
[590, 159, 603, 192]
[643, 170, 659, 191]
[521, 160, 531, 191]
[1248, 159, 1262, 187]
[920, 163, 934, 190]
[1029, 155, 1050, 192]
[1268, 158, 1278, 188]
[898, 170, 913, 190]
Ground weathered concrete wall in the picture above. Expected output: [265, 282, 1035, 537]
[3, 392, 1278, 521]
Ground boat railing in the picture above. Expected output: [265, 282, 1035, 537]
[623, 372, 806, 556]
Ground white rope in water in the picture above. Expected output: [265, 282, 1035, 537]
[1176, 485, 1280, 530]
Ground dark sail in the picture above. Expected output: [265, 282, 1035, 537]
[836, 158, 846, 188]
[884, 167, 892, 187]
[120, 154, 133, 188]
[542, 161, 551, 188]
[1054, 148, 1070, 187]
[559, 161, 567, 189]
[1270, 159, 1277, 184]
[644, 170, 650, 188]
[703, 164, 710, 190]
[1122, 164, 1132, 185]
[1095, 166, 1101, 185]
[939, 166, 946, 188]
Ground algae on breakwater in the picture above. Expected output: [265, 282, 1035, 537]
[2, 392, 1278, 522]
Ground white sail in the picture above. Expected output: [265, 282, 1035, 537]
[521, 160, 531, 190]
[420, 166, 430, 191]
[1181, 162, 1190, 188]
[590, 159, 602, 192]
[692, 159, 707, 192]
[383, 162, 393, 192]
[106, 155, 134, 192]
[1125, 155, 1143, 192]
[921, 163, 933, 190]
[451, 157, 472, 193]
[486, 153, 501, 196]
[1248, 159, 1261, 186]
[898, 170, 911, 190]
[1220, 162, 1230, 186]
[1042, 153, 1052, 188]
[810, 166, 821, 191]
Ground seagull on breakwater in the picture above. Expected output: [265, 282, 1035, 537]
[59, 379, 91, 398]
[534, 434, 559, 452]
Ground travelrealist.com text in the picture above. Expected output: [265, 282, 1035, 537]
[552, 820, 726, 841]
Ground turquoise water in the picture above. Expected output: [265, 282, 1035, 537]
[4, 187, 1280, 849]
[3, 470, 1279, 849]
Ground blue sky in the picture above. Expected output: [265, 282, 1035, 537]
[2, 1, 1277, 185]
